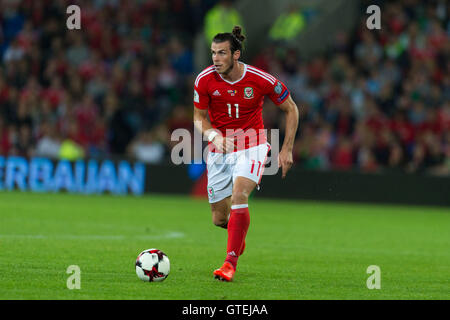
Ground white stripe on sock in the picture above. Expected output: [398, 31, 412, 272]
[231, 204, 249, 210]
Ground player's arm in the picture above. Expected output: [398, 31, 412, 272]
[193, 107, 234, 153]
[277, 94, 299, 178]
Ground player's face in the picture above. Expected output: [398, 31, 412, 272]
[211, 41, 237, 75]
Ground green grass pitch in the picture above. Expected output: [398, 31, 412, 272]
[0, 191, 449, 300]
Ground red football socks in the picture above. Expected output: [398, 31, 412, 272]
[225, 204, 250, 270]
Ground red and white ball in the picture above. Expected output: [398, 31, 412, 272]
[135, 249, 170, 282]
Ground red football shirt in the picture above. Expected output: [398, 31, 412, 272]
[194, 62, 290, 151]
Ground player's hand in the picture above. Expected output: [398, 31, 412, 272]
[212, 135, 235, 153]
[278, 148, 293, 179]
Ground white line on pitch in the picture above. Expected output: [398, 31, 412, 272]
[0, 231, 185, 240]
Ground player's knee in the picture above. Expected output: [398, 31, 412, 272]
[231, 189, 250, 205]
[212, 216, 228, 228]
[212, 211, 228, 227]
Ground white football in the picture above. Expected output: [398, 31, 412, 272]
[135, 248, 170, 282]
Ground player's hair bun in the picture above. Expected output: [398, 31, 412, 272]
[232, 26, 245, 42]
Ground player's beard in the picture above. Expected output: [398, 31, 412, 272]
[221, 56, 235, 76]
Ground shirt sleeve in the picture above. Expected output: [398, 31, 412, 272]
[193, 82, 210, 110]
[265, 78, 290, 106]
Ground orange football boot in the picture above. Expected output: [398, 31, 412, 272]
[213, 262, 235, 282]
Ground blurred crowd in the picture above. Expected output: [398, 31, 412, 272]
[257, 0, 450, 174]
[0, 0, 449, 175]
[0, 0, 216, 162]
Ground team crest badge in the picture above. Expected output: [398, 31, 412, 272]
[244, 87, 254, 99]
[207, 186, 214, 199]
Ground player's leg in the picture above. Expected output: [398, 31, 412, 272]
[231, 176, 257, 206]
[208, 151, 237, 282]
[206, 149, 236, 282]
[214, 144, 269, 281]
[210, 196, 231, 229]
[210, 195, 246, 256]
[225, 177, 256, 265]
[228, 143, 270, 264]
[213, 177, 256, 281]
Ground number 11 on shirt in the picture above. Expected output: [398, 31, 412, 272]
[251, 159, 262, 176]
[227, 103, 239, 118]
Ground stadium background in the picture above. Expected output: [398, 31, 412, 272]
[0, 0, 449, 301]
[0, 0, 449, 204]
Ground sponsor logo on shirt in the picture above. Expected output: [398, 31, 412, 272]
[212, 90, 221, 96]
